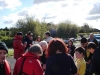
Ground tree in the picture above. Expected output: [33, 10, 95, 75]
[4, 27, 9, 31]
[57, 22, 79, 39]
[81, 23, 91, 33]
[11, 16, 48, 40]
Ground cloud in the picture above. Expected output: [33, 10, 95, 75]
[32, 1, 88, 20]
[86, 15, 100, 20]
[4, 20, 13, 24]
[1, 13, 24, 25]
[33, 0, 65, 4]
[0, 0, 22, 10]
[89, 2, 100, 15]
[1, 0, 100, 29]
[73, 3, 78, 6]
[17, 8, 29, 16]
[0, 16, 2, 19]
[0, 1, 8, 7]
[61, 3, 68, 7]
[42, 16, 57, 19]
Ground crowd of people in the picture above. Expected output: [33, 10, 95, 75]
[0, 31, 100, 75]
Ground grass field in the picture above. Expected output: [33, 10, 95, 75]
[7, 49, 14, 57]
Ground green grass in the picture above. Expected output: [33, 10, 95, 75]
[7, 49, 14, 57]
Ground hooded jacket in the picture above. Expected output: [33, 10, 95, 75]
[13, 35, 25, 60]
[13, 52, 44, 75]
[5, 60, 11, 75]
[0, 60, 11, 75]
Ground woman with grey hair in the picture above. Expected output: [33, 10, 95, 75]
[39, 41, 48, 51]
[13, 44, 44, 75]
[39, 41, 48, 70]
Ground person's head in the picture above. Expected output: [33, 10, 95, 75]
[68, 39, 73, 46]
[46, 38, 68, 57]
[75, 47, 85, 59]
[36, 36, 41, 42]
[87, 42, 97, 54]
[45, 31, 51, 38]
[28, 44, 43, 56]
[0, 42, 8, 63]
[89, 33, 94, 40]
[39, 41, 48, 51]
[27, 31, 33, 38]
[81, 37, 88, 48]
[16, 32, 23, 39]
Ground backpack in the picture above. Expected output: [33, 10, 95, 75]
[18, 58, 28, 75]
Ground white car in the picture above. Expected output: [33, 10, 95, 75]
[94, 34, 100, 43]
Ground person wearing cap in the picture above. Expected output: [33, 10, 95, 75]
[44, 31, 53, 43]
[23, 31, 33, 51]
[0, 42, 11, 75]
[13, 32, 27, 60]
[13, 44, 44, 75]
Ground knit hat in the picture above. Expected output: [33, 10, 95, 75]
[29, 44, 43, 56]
[0, 42, 8, 53]
[17, 32, 23, 36]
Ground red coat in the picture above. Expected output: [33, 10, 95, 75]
[13, 52, 44, 75]
[13, 35, 25, 60]
[4, 60, 11, 75]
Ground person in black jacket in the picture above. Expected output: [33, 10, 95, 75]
[45, 38, 77, 75]
[87, 42, 100, 75]
[88, 33, 98, 47]
[23, 31, 33, 51]
[67, 39, 76, 57]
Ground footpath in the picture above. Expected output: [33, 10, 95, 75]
[7, 56, 16, 75]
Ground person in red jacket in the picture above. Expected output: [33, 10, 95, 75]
[13, 44, 44, 75]
[0, 42, 11, 75]
[13, 32, 27, 60]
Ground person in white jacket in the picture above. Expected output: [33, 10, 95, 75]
[44, 31, 53, 43]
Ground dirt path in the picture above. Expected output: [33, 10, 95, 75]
[7, 56, 16, 75]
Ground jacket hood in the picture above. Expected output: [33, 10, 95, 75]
[14, 35, 22, 40]
[21, 52, 39, 59]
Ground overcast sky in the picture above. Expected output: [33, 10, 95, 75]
[0, 0, 100, 29]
